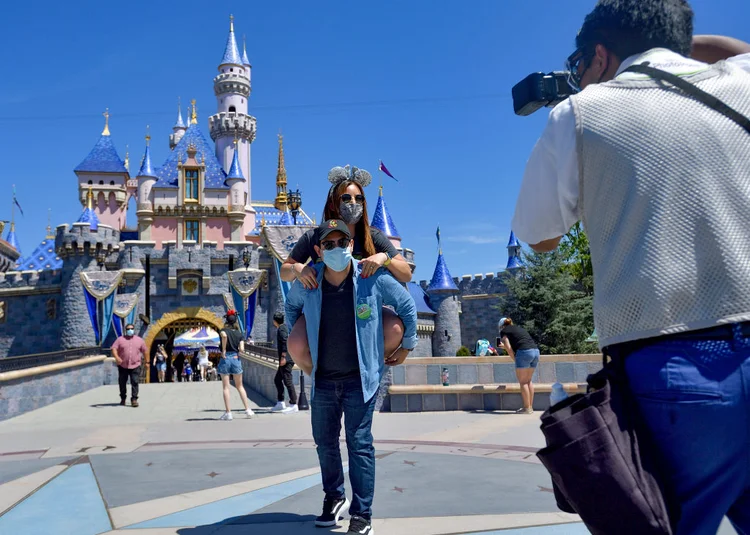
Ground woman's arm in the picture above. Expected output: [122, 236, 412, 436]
[281, 258, 318, 289]
[692, 35, 750, 63]
[220, 331, 227, 357]
[386, 253, 412, 283]
[501, 336, 515, 359]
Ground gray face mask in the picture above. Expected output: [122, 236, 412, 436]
[339, 202, 363, 225]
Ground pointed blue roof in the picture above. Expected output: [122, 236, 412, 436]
[137, 144, 157, 178]
[370, 187, 400, 238]
[224, 146, 245, 184]
[506, 254, 524, 270]
[242, 42, 251, 66]
[220, 19, 242, 66]
[74, 135, 127, 173]
[16, 236, 61, 271]
[175, 108, 186, 129]
[507, 230, 521, 248]
[278, 210, 293, 226]
[407, 282, 436, 315]
[427, 253, 459, 293]
[4, 225, 20, 254]
[154, 124, 228, 189]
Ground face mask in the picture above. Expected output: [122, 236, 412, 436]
[339, 202, 363, 225]
[126, 329, 135, 336]
[322, 246, 353, 272]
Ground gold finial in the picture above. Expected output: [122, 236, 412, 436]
[229, 14, 234, 32]
[190, 99, 197, 124]
[124, 144, 129, 171]
[274, 130, 289, 210]
[178, 152, 183, 165]
[87, 186, 94, 210]
[261, 214, 266, 227]
[102, 108, 111, 136]
[46, 209, 53, 238]
[379, 184, 383, 196]
[145, 124, 151, 145]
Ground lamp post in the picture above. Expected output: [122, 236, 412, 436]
[242, 248, 251, 269]
[288, 189, 301, 225]
[96, 250, 107, 271]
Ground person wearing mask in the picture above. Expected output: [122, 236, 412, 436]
[217, 310, 255, 420]
[498, 318, 540, 414]
[281, 166, 412, 377]
[286, 219, 418, 534]
[154, 344, 168, 383]
[272, 311, 298, 413]
[512, 1, 750, 531]
[111, 323, 148, 407]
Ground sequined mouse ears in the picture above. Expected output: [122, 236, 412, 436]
[328, 165, 372, 188]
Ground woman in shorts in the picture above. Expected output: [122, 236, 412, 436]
[197, 345, 210, 382]
[154, 344, 168, 383]
[217, 310, 254, 420]
[498, 317, 540, 414]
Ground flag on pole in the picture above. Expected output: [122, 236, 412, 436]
[436, 225, 441, 252]
[378, 160, 397, 181]
[12, 185, 23, 217]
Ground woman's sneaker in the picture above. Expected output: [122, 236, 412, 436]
[219, 412, 233, 421]
[271, 401, 286, 412]
[348, 515, 374, 534]
[282, 404, 299, 413]
[245, 408, 255, 418]
[315, 496, 349, 527]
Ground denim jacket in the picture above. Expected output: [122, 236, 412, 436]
[285, 260, 418, 402]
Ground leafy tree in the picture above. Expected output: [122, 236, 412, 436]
[558, 222, 593, 295]
[500, 250, 596, 355]
[456, 346, 471, 356]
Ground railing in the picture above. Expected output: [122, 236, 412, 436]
[0, 347, 111, 373]
[243, 344, 277, 360]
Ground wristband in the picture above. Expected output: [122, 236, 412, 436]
[383, 252, 392, 266]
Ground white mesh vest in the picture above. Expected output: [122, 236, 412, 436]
[571, 61, 750, 348]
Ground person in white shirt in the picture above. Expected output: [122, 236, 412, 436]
[512, 1, 750, 533]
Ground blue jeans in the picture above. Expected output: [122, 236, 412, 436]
[622, 323, 750, 535]
[311, 377, 376, 520]
[515, 348, 540, 368]
[217, 353, 242, 375]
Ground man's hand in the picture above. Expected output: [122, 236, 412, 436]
[359, 253, 387, 279]
[114, 356, 122, 366]
[385, 347, 410, 366]
[280, 357, 287, 367]
[294, 264, 318, 289]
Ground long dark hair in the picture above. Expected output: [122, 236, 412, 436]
[323, 181, 376, 258]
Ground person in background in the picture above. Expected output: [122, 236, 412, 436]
[111, 323, 148, 408]
[183, 357, 193, 383]
[154, 344, 168, 383]
[191, 351, 200, 382]
[272, 311, 298, 413]
[498, 318, 540, 415]
[281, 165, 412, 379]
[198, 345, 210, 382]
[217, 310, 255, 420]
[173, 352, 184, 382]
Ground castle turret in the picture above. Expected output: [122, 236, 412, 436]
[74, 109, 130, 230]
[169, 100, 187, 149]
[136, 130, 158, 240]
[427, 228, 461, 356]
[224, 140, 247, 241]
[506, 231, 523, 271]
[242, 35, 251, 77]
[370, 185, 401, 249]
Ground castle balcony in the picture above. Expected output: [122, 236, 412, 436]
[212, 72, 250, 97]
[208, 112, 256, 142]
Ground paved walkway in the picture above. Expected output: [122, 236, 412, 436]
[0, 383, 737, 534]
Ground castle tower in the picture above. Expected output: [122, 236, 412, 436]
[370, 185, 401, 249]
[427, 229, 461, 356]
[74, 109, 131, 230]
[274, 133, 288, 210]
[242, 35, 252, 77]
[136, 129, 158, 240]
[169, 100, 187, 150]
[208, 15, 257, 236]
[224, 140, 247, 241]
[506, 231, 524, 271]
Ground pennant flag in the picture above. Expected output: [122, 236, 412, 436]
[436, 225, 442, 253]
[12, 185, 23, 217]
[378, 161, 397, 181]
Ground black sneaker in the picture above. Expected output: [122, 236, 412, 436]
[315, 496, 349, 527]
[119, 399, 126, 406]
[348, 515, 374, 534]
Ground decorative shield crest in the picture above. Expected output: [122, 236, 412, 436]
[227, 268, 265, 298]
[80, 271, 122, 300]
[114, 293, 139, 319]
[262, 225, 316, 262]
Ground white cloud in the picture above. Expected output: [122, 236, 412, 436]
[445, 235, 504, 245]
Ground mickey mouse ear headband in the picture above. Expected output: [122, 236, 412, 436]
[328, 165, 373, 189]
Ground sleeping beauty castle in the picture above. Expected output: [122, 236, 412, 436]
[0, 17, 522, 362]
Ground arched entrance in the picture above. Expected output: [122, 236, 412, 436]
[143, 307, 225, 383]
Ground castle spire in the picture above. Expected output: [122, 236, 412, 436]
[46, 208, 53, 238]
[241, 34, 251, 66]
[220, 14, 242, 66]
[102, 108, 111, 136]
[506, 231, 524, 271]
[175, 98, 186, 129]
[190, 99, 198, 125]
[137, 126, 157, 178]
[370, 183, 401, 239]
[225, 139, 245, 181]
[274, 131, 288, 210]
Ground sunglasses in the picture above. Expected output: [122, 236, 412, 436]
[565, 48, 591, 92]
[341, 193, 365, 204]
[320, 237, 351, 250]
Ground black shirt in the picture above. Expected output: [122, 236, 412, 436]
[316, 270, 360, 381]
[290, 227, 398, 264]
[221, 327, 244, 353]
[277, 324, 293, 364]
[501, 325, 538, 352]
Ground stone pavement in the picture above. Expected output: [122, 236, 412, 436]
[0, 383, 737, 535]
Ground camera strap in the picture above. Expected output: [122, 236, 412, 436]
[624, 63, 750, 136]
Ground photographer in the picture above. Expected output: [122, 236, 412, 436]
[512, 1, 750, 533]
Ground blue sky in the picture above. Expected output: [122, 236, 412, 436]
[0, 0, 747, 281]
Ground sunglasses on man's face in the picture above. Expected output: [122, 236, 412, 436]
[320, 238, 351, 250]
[565, 48, 591, 92]
[341, 193, 365, 204]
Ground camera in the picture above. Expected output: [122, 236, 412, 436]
[512, 72, 576, 116]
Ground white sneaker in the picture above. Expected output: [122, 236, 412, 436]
[271, 401, 286, 412]
[245, 408, 255, 418]
[219, 412, 233, 421]
[283, 404, 299, 413]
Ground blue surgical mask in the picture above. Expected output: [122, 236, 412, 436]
[322, 246, 353, 272]
[126, 329, 135, 336]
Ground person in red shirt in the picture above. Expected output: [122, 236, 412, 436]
[111, 323, 148, 407]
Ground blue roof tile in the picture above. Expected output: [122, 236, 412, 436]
[250, 204, 314, 235]
[77, 207, 99, 231]
[16, 237, 61, 272]
[4, 226, 20, 254]
[506, 254, 524, 270]
[427, 253, 459, 292]
[154, 124, 228, 189]
[507, 230, 520, 248]
[220, 22, 242, 66]
[137, 144, 157, 178]
[224, 146, 245, 184]
[407, 282, 436, 315]
[74, 135, 127, 173]
[278, 210, 293, 226]
[370, 187, 400, 238]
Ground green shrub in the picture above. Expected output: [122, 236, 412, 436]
[456, 346, 471, 356]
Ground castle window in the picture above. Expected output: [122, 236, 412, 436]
[0, 301, 5, 324]
[87, 180, 93, 185]
[230, 68, 234, 72]
[99, 180, 104, 185]
[229, 106, 236, 113]
[46, 298, 57, 320]
[185, 220, 200, 241]
[110, 181, 115, 185]
[184, 169, 199, 202]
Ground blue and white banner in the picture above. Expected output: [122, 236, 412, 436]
[112, 293, 139, 338]
[80, 271, 122, 345]
[227, 268, 265, 337]
[262, 225, 314, 303]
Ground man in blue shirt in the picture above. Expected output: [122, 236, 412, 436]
[286, 219, 417, 535]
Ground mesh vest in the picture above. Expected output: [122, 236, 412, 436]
[571, 61, 750, 348]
